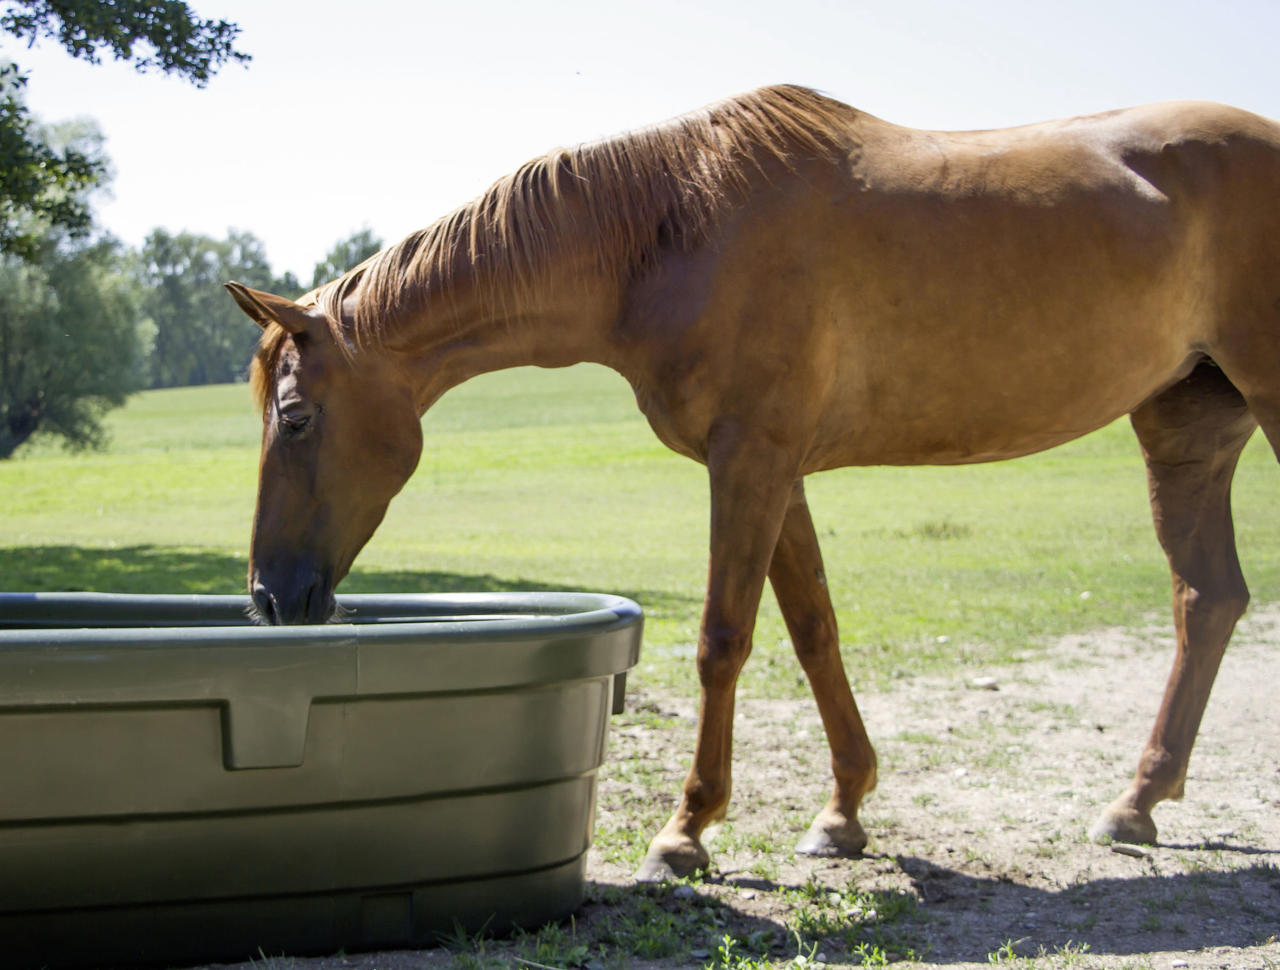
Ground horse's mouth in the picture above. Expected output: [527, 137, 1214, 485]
[247, 582, 343, 626]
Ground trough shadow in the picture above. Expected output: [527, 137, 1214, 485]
[0, 544, 693, 617]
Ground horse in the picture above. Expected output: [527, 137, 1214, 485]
[227, 84, 1280, 882]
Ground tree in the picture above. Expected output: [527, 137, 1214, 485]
[0, 63, 99, 259]
[311, 228, 383, 289]
[0, 1, 248, 256]
[141, 228, 289, 388]
[0, 234, 145, 458]
[0, 116, 148, 457]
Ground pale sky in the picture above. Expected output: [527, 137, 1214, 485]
[10, 0, 1280, 281]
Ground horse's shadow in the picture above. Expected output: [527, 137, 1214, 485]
[891, 851, 1279, 961]
[598, 848, 1280, 964]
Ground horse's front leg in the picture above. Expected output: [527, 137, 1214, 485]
[635, 426, 798, 882]
[769, 480, 877, 858]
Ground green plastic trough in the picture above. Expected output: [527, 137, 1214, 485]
[0, 591, 643, 968]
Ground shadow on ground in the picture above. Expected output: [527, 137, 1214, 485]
[0, 544, 692, 616]
[601, 851, 1280, 965]
[889, 852, 1280, 962]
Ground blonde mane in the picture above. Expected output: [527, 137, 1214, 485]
[253, 85, 856, 407]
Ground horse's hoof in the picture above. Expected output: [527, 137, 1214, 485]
[796, 810, 868, 858]
[1089, 803, 1158, 845]
[634, 835, 710, 883]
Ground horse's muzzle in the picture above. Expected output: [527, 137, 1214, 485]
[249, 574, 336, 626]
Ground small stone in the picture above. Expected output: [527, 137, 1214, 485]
[740, 889, 756, 899]
[953, 767, 968, 778]
[673, 885, 697, 899]
[1171, 961, 1188, 968]
[971, 676, 999, 690]
[1110, 842, 1151, 859]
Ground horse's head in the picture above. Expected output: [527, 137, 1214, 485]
[226, 282, 423, 625]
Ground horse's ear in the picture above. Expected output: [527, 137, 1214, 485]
[224, 281, 312, 335]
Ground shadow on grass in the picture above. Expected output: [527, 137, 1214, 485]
[577, 854, 1280, 966]
[0, 544, 696, 617]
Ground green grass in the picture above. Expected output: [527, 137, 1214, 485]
[3, 363, 1279, 696]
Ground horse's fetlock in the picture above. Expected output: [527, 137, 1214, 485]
[1137, 746, 1186, 800]
[832, 751, 878, 798]
[681, 779, 730, 824]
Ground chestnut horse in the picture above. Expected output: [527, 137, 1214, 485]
[228, 85, 1280, 881]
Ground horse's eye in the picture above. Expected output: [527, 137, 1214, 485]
[278, 408, 316, 439]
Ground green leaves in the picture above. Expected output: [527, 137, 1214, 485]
[140, 228, 283, 389]
[0, 0, 249, 84]
[0, 236, 146, 457]
[0, 65, 102, 259]
[0, 1, 249, 257]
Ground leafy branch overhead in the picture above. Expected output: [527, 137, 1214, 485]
[1, 0, 248, 84]
[0, 1, 249, 256]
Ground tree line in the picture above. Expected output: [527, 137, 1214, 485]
[0, 1, 383, 458]
[0, 116, 383, 458]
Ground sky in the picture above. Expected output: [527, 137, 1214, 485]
[9, 0, 1280, 282]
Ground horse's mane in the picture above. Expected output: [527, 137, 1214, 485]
[253, 85, 855, 407]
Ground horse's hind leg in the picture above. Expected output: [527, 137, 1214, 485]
[1091, 362, 1256, 844]
[768, 480, 877, 857]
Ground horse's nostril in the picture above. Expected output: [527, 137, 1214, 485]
[251, 585, 278, 625]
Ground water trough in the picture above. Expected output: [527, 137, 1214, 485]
[0, 590, 642, 967]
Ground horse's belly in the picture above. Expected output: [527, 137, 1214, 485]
[809, 343, 1195, 469]
[802, 197, 1201, 467]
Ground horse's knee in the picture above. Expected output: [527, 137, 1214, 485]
[697, 621, 752, 689]
[1178, 581, 1249, 644]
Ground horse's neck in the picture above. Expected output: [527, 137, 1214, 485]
[392, 262, 621, 413]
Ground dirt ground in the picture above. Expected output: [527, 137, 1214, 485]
[206, 606, 1279, 970]
[600, 603, 1280, 969]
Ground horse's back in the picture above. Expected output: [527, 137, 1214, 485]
[755, 102, 1279, 467]
[619, 94, 1280, 470]
[834, 101, 1280, 468]
[847, 99, 1280, 204]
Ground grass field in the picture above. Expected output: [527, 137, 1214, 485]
[3, 363, 1279, 696]
[5, 365, 1280, 969]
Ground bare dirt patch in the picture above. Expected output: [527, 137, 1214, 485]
[590, 606, 1280, 969]
[204, 608, 1280, 969]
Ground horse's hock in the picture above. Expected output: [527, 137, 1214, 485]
[0, 591, 642, 968]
